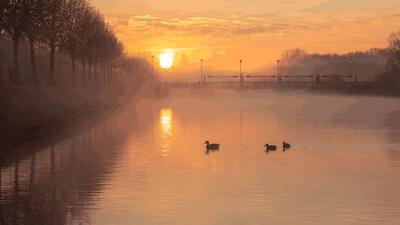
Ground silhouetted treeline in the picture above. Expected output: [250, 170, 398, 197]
[377, 31, 400, 91]
[279, 48, 388, 82]
[279, 31, 400, 88]
[0, 0, 147, 86]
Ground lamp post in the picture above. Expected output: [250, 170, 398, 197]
[277, 59, 281, 83]
[349, 59, 358, 84]
[314, 59, 318, 76]
[200, 59, 203, 83]
[314, 59, 320, 84]
[240, 59, 244, 87]
[349, 59, 353, 77]
[151, 55, 155, 77]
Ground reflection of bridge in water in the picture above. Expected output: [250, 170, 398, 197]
[165, 73, 377, 89]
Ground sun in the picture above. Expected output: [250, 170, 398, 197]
[159, 49, 175, 69]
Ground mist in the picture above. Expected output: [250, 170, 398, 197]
[1, 1, 400, 225]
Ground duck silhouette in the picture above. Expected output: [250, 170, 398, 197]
[204, 141, 220, 150]
[283, 141, 291, 150]
[265, 144, 277, 152]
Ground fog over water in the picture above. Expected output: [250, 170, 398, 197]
[1, 89, 400, 225]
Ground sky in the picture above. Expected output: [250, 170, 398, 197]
[93, 0, 400, 78]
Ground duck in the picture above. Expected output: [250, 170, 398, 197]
[283, 141, 291, 150]
[204, 141, 220, 150]
[265, 144, 277, 151]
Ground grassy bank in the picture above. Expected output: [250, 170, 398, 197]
[0, 82, 136, 154]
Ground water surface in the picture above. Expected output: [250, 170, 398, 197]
[1, 89, 400, 225]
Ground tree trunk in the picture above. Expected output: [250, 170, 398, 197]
[104, 65, 108, 87]
[88, 58, 92, 83]
[81, 60, 86, 87]
[94, 62, 98, 84]
[105, 65, 110, 87]
[29, 37, 38, 85]
[71, 54, 76, 85]
[48, 38, 56, 85]
[102, 64, 105, 87]
[108, 66, 112, 85]
[12, 39, 21, 84]
[0, 53, 3, 85]
[59, 51, 63, 83]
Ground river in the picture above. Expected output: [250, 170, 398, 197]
[1, 89, 400, 225]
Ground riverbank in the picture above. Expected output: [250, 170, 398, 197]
[169, 81, 400, 98]
[285, 82, 400, 98]
[0, 82, 141, 155]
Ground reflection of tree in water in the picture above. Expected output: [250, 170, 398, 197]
[332, 105, 400, 168]
[384, 111, 400, 132]
[383, 111, 400, 168]
[292, 96, 400, 168]
[0, 108, 141, 225]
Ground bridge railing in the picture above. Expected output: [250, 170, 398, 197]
[206, 74, 357, 82]
[162, 74, 365, 88]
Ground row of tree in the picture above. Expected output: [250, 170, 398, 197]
[278, 48, 388, 81]
[379, 31, 400, 90]
[278, 32, 400, 86]
[0, 0, 130, 86]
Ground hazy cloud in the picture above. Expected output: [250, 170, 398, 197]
[107, 12, 400, 39]
[98, 0, 400, 71]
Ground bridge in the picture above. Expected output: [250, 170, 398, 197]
[162, 73, 376, 89]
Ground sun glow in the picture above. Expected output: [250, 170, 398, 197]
[160, 108, 173, 156]
[159, 49, 175, 69]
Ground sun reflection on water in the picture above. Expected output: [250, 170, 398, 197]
[161, 108, 172, 135]
[160, 108, 173, 156]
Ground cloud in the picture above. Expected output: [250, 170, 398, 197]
[306, 0, 400, 13]
[107, 14, 313, 39]
[103, 9, 400, 72]
[106, 11, 400, 42]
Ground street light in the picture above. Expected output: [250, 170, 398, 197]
[151, 55, 155, 77]
[314, 59, 320, 84]
[277, 60, 280, 76]
[314, 59, 318, 76]
[240, 59, 243, 74]
[349, 59, 353, 77]
[200, 59, 204, 82]
[240, 59, 244, 87]
[277, 59, 281, 83]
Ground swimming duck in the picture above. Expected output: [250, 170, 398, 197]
[204, 141, 220, 150]
[283, 141, 291, 150]
[265, 144, 277, 151]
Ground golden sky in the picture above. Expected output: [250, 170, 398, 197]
[93, 0, 400, 78]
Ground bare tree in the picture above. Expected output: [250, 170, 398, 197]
[75, 7, 93, 86]
[108, 38, 124, 84]
[74, 7, 109, 86]
[96, 27, 117, 85]
[0, 0, 134, 88]
[85, 9, 104, 85]
[377, 31, 400, 92]
[0, 0, 6, 84]
[0, 0, 5, 30]
[41, 0, 71, 84]
[388, 31, 400, 63]
[24, 0, 53, 84]
[2, 0, 30, 84]
[60, 0, 86, 85]
[92, 23, 111, 85]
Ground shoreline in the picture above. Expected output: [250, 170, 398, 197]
[170, 83, 400, 98]
[2, 81, 397, 159]
[279, 85, 400, 98]
[0, 83, 142, 156]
